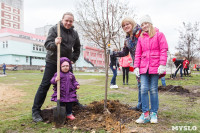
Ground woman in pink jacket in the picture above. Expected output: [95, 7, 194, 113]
[119, 54, 132, 85]
[134, 15, 168, 124]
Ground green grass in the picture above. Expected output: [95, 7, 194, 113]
[0, 70, 200, 133]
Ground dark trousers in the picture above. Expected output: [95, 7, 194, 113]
[122, 67, 129, 83]
[32, 62, 73, 115]
[110, 66, 117, 85]
[175, 66, 183, 77]
[60, 102, 73, 115]
[3, 69, 6, 74]
[184, 68, 189, 76]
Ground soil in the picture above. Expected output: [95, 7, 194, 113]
[158, 85, 200, 97]
[41, 100, 141, 132]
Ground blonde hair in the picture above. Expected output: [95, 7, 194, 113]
[121, 17, 137, 36]
[141, 23, 156, 38]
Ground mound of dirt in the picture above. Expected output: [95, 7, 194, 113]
[158, 85, 200, 97]
[41, 100, 140, 132]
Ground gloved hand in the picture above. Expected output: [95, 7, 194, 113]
[157, 65, 166, 74]
[106, 48, 113, 55]
[134, 67, 140, 77]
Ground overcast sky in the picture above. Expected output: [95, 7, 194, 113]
[24, 0, 200, 53]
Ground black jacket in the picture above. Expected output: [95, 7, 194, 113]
[110, 55, 119, 68]
[44, 21, 80, 65]
[174, 59, 183, 68]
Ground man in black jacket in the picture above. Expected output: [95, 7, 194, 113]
[172, 58, 183, 78]
[32, 12, 81, 122]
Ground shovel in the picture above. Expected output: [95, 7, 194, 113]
[53, 21, 66, 127]
[170, 64, 182, 78]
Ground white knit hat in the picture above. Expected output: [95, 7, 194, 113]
[140, 15, 153, 25]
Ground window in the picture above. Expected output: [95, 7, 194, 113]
[6, 41, 8, 48]
[33, 45, 35, 50]
[2, 41, 8, 48]
[39, 46, 41, 51]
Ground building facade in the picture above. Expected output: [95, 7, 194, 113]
[0, 28, 46, 67]
[0, 0, 24, 30]
[83, 45, 105, 67]
[35, 25, 53, 37]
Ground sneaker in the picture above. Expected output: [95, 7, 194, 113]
[113, 85, 118, 88]
[67, 114, 75, 120]
[32, 113, 43, 122]
[110, 85, 115, 89]
[129, 106, 142, 112]
[123, 82, 125, 85]
[135, 111, 150, 124]
[150, 112, 158, 123]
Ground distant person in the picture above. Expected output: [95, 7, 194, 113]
[197, 65, 200, 71]
[32, 12, 81, 122]
[134, 15, 168, 124]
[183, 57, 189, 76]
[110, 48, 119, 89]
[172, 58, 183, 77]
[119, 54, 132, 85]
[161, 77, 166, 86]
[2, 63, 6, 75]
[51, 57, 80, 120]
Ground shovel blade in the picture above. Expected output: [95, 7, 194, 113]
[53, 102, 66, 127]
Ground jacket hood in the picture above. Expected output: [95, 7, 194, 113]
[60, 57, 71, 69]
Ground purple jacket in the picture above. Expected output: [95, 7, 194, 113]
[134, 28, 168, 74]
[51, 57, 79, 103]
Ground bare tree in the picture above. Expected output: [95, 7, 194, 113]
[75, 0, 134, 109]
[176, 22, 200, 62]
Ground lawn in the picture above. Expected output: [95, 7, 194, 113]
[0, 70, 200, 133]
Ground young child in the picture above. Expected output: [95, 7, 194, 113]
[119, 54, 132, 85]
[51, 57, 80, 120]
[134, 15, 168, 123]
[110, 48, 119, 89]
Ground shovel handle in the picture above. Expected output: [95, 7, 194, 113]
[57, 22, 61, 100]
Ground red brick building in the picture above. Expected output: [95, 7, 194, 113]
[0, 0, 23, 30]
[83, 46, 105, 67]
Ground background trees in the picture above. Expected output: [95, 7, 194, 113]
[176, 22, 200, 62]
[75, 0, 135, 109]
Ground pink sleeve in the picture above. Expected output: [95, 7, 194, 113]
[128, 56, 132, 63]
[158, 32, 168, 65]
[119, 57, 123, 67]
[134, 37, 142, 68]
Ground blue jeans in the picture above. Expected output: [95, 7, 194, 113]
[141, 73, 159, 113]
[136, 76, 142, 109]
[110, 66, 117, 85]
[175, 66, 183, 77]
[161, 77, 166, 86]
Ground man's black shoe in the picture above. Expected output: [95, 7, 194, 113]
[32, 113, 43, 122]
[73, 102, 87, 109]
[129, 106, 142, 112]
